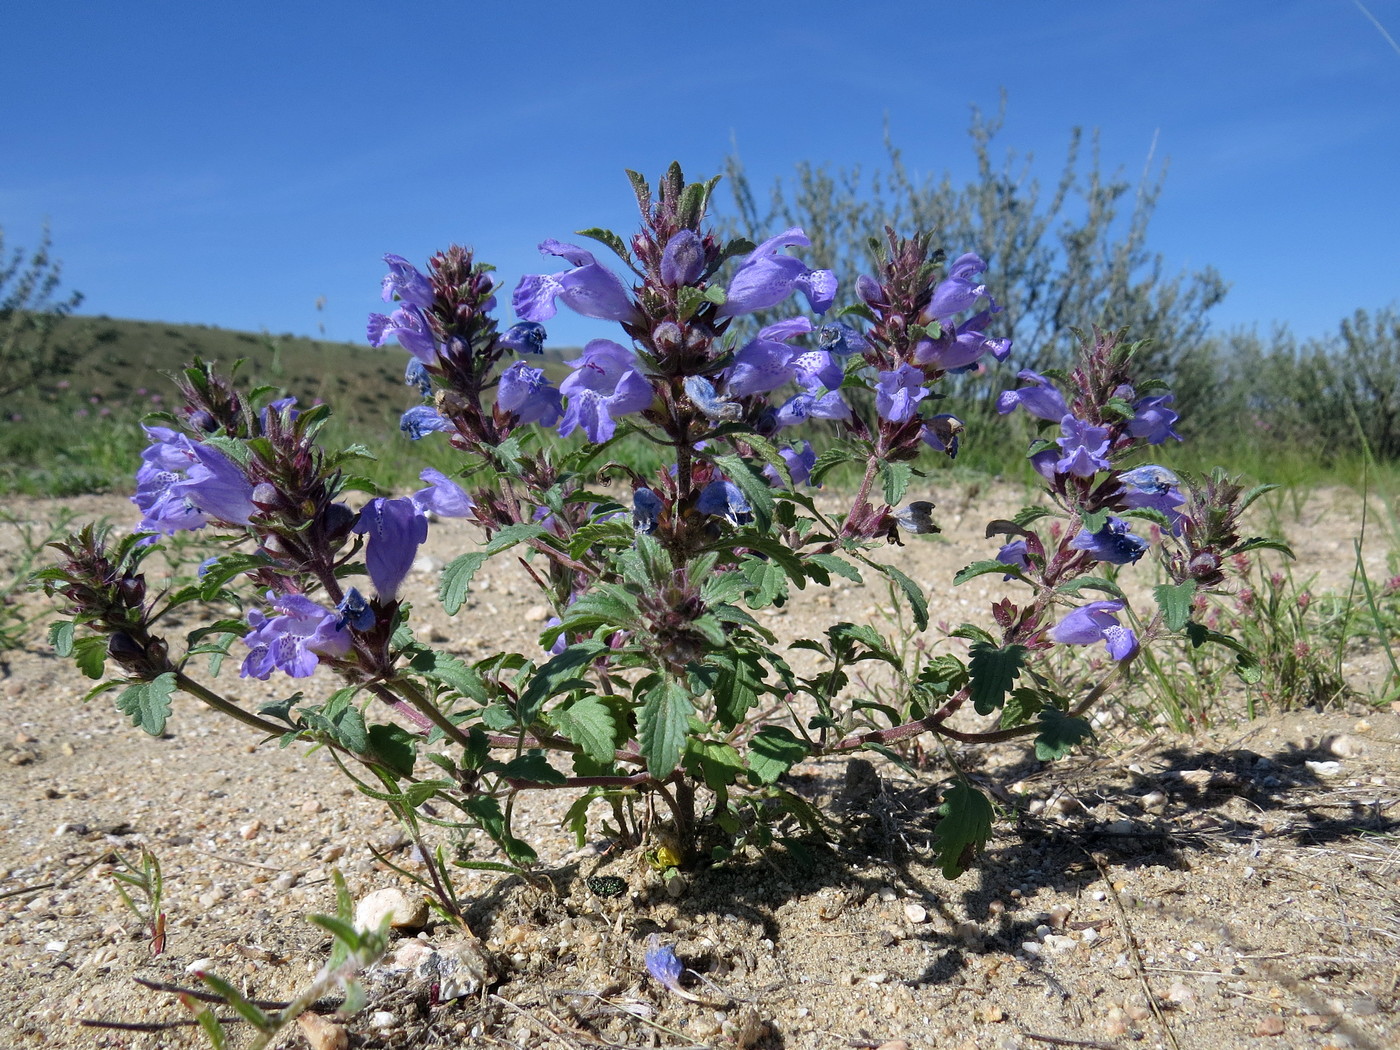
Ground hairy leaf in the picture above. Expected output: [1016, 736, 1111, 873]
[968, 642, 1028, 715]
[932, 781, 994, 880]
[114, 673, 176, 736]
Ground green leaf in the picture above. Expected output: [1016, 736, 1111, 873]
[932, 781, 994, 880]
[114, 673, 176, 736]
[685, 739, 745, 795]
[808, 553, 862, 583]
[574, 226, 632, 266]
[742, 556, 788, 608]
[48, 620, 74, 656]
[549, 696, 617, 763]
[748, 725, 809, 785]
[1153, 581, 1196, 631]
[1034, 708, 1095, 760]
[881, 461, 913, 506]
[72, 635, 108, 679]
[366, 723, 417, 778]
[709, 650, 765, 729]
[439, 552, 487, 616]
[809, 440, 867, 486]
[517, 641, 609, 725]
[708, 451, 774, 531]
[408, 649, 488, 703]
[968, 642, 1028, 715]
[999, 687, 1044, 728]
[828, 622, 900, 666]
[500, 753, 567, 785]
[877, 563, 929, 632]
[1079, 508, 1110, 533]
[1184, 622, 1263, 683]
[1060, 575, 1127, 599]
[954, 559, 1021, 586]
[559, 585, 640, 634]
[1232, 536, 1294, 558]
[197, 971, 271, 1032]
[568, 518, 635, 559]
[637, 676, 693, 776]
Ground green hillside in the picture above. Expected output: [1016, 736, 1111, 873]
[1, 315, 578, 495]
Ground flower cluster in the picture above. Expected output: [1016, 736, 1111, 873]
[41, 163, 1277, 904]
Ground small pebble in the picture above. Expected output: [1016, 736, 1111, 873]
[1305, 760, 1342, 777]
[523, 604, 549, 623]
[356, 887, 428, 931]
[1254, 1014, 1285, 1036]
[904, 904, 927, 924]
[239, 820, 262, 840]
[297, 1012, 348, 1050]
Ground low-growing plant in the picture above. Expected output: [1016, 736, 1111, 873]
[40, 165, 1281, 912]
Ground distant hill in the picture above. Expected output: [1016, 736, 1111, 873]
[22, 315, 578, 429]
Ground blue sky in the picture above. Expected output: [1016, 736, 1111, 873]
[3, 1, 1397, 352]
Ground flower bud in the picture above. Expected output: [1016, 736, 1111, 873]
[652, 321, 683, 354]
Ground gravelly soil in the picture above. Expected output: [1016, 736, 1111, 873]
[1, 485, 1397, 1050]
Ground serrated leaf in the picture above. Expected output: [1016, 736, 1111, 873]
[968, 642, 1028, 715]
[881, 461, 913, 505]
[409, 648, 488, 703]
[48, 620, 74, 656]
[559, 584, 639, 633]
[72, 634, 108, 679]
[637, 676, 693, 776]
[1153, 581, 1196, 631]
[518, 641, 608, 725]
[932, 781, 994, 879]
[1034, 708, 1095, 760]
[549, 696, 617, 763]
[500, 752, 567, 785]
[366, 723, 417, 778]
[808, 553, 862, 583]
[1000, 687, 1044, 728]
[1232, 537, 1294, 558]
[575, 226, 633, 267]
[954, 559, 1021, 586]
[1012, 505, 1052, 528]
[1060, 575, 1126, 599]
[742, 557, 788, 608]
[115, 673, 176, 736]
[1079, 508, 1110, 533]
[685, 739, 745, 793]
[747, 725, 809, 785]
[568, 519, 635, 559]
[709, 650, 765, 729]
[439, 552, 487, 615]
[828, 622, 900, 666]
[877, 563, 928, 632]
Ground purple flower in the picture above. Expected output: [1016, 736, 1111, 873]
[1128, 394, 1182, 444]
[241, 592, 352, 680]
[920, 414, 963, 458]
[380, 254, 434, 310]
[404, 359, 432, 397]
[645, 934, 684, 993]
[997, 370, 1070, 421]
[892, 501, 939, 534]
[913, 309, 1012, 372]
[818, 322, 869, 356]
[367, 305, 437, 363]
[1048, 600, 1138, 661]
[875, 364, 929, 423]
[683, 375, 743, 421]
[1055, 417, 1112, 477]
[660, 230, 705, 287]
[772, 390, 851, 430]
[997, 539, 1031, 578]
[411, 468, 475, 519]
[513, 240, 636, 323]
[724, 318, 814, 397]
[1070, 516, 1149, 564]
[925, 252, 989, 319]
[335, 587, 376, 632]
[558, 340, 654, 442]
[717, 227, 836, 317]
[633, 488, 663, 535]
[764, 440, 817, 487]
[353, 497, 428, 599]
[498, 361, 565, 426]
[400, 405, 454, 440]
[1119, 464, 1186, 534]
[500, 321, 547, 355]
[697, 479, 752, 526]
[132, 426, 255, 534]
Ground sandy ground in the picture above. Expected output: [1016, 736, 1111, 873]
[0, 483, 1397, 1050]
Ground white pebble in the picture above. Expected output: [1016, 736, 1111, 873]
[1305, 760, 1342, 777]
[356, 887, 428, 931]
